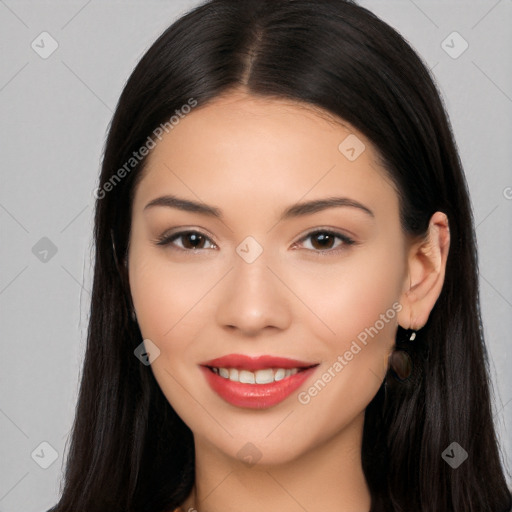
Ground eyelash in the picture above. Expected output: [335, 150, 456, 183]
[154, 228, 356, 256]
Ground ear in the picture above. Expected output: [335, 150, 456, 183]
[397, 211, 450, 330]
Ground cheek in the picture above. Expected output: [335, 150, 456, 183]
[129, 256, 177, 341]
[128, 250, 215, 421]
[287, 244, 403, 411]
[129, 245, 218, 342]
[286, 244, 404, 348]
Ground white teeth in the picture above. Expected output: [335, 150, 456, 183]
[239, 370, 255, 384]
[274, 368, 286, 381]
[255, 368, 274, 384]
[212, 367, 300, 383]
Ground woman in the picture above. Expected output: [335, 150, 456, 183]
[48, 0, 512, 511]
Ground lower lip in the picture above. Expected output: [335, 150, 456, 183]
[200, 366, 317, 409]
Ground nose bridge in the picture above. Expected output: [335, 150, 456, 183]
[215, 236, 291, 333]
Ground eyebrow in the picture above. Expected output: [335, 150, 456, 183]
[143, 194, 375, 220]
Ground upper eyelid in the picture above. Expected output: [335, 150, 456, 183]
[158, 226, 216, 242]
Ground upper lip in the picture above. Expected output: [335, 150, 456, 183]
[200, 353, 319, 371]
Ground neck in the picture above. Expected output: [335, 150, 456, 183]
[179, 412, 371, 512]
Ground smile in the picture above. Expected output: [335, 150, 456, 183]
[200, 354, 319, 409]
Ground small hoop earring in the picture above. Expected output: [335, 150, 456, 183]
[131, 308, 137, 322]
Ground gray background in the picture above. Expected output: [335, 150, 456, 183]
[0, 1, 511, 510]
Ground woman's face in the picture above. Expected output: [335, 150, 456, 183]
[128, 89, 412, 464]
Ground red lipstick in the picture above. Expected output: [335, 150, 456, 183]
[199, 353, 319, 409]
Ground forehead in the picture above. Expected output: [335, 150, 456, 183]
[133, 90, 398, 217]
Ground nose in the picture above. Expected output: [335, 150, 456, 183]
[214, 249, 292, 336]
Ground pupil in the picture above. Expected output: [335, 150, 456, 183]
[185, 233, 203, 249]
[313, 233, 333, 249]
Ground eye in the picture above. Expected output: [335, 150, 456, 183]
[154, 230, 216, 251]
[154, 228, 356, 255]
[293, 229, 356, 255]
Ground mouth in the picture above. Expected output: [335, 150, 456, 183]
[199, 354, 319, 409]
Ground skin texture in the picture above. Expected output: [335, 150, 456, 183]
[127, 89, 450, 512]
